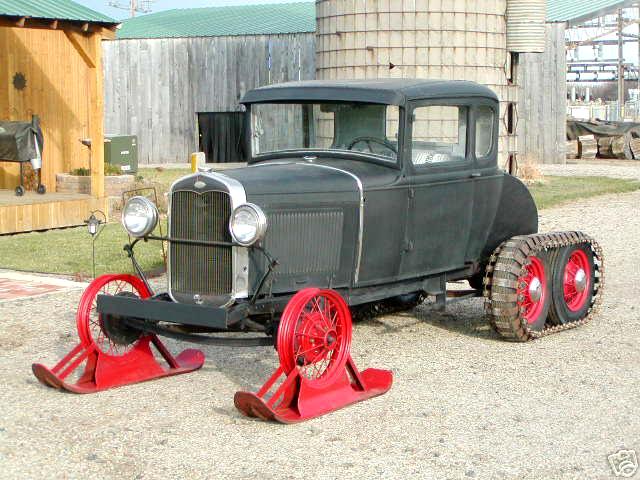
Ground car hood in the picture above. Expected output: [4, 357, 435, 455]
[218, 159, 400, 196]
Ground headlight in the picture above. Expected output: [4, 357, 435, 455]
[229, 203, 267, 246]
[122, 196, 159, 238]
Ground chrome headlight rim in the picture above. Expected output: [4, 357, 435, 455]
[121, 196, 159, 238]
[229, 203, 267, 247]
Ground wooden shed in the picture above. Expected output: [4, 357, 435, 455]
[0, 0, 118, 235]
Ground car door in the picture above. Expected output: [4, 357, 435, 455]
[465, 99, 504, 264]
[399, 100, 475, 279]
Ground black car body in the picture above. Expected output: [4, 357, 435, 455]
[100, 79, 538, 333]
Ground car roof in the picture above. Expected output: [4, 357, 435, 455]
[241, 79, 499, 106]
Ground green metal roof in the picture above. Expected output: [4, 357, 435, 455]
[547, 0, 636, 25]
[0, 0, 117, 25]
[117, 2, 315, 39]
[115, 0, 636, 39]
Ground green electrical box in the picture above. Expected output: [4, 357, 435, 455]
[104, 135, 138, 173]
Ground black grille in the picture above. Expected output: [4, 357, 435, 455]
[170, 190, 232, 300]
[263, 210, 343, 275]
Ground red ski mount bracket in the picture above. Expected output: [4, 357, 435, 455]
[32, 274, 205, 394]
[32, 335, 204, 394]
[234, 356, 392, 423]
[235, 288, 393, 423]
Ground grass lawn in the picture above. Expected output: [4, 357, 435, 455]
[137, 167, 192, 192]
[528, 175, 640, 210]
[0, 222, 168, 279]
[0, 175, 638, 277]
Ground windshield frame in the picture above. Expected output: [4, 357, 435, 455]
[245, 101, 405, 169]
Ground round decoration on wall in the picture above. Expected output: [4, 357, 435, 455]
[13, 72, 27, 91]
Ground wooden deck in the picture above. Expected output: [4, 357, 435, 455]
[0, 190, 107, 235]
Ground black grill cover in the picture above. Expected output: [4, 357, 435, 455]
[0, 116, 44, 162]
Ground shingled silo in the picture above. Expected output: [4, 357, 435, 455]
[315, 0, 547, 166]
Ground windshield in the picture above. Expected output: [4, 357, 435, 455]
[251, 102, 400, 162]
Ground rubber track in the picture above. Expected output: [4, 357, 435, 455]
[482, 231, 605, 341]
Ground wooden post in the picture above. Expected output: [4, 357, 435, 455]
[65, 29, 106, 198]
[88, 32, 105, 199]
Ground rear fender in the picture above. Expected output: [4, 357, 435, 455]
[481, 174, 538, 260]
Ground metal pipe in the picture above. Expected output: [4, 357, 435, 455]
[618, 9, 625, 120]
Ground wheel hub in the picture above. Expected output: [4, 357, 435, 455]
[100, 313, 142, 346]
[99, 292, 142, 347]
[563, 250, 592, 312]
[324, 329, 338, 350]
[574, 268, 587, 292]
[296, 312, 327, 365]
[517, 256, 547, 325]
[528, 277, 542, 303]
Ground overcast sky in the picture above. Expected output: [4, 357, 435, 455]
[81, 0, 312, 20]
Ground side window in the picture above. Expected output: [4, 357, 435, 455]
[475, 106, 495, 159]
[411, 105, 467, 166]
[386, 105, 400, 144]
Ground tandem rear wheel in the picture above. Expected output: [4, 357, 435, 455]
[547, 243, 595, 325]
[483, 233, 603, 342]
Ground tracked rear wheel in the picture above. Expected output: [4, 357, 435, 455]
[484, 232, 604, 341]
[484, 239, 551, 341]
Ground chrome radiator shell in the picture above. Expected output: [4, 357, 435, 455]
[168, 172, 248, 305]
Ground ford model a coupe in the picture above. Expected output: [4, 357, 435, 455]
[33, 80, 603, 423]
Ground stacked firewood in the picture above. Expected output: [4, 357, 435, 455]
[567, 119, 640, 161]
[566, 140, 579, 159]
[596, 135, 634, 159]
[630, 138, 640, 159]
[577, 135, 597, 159]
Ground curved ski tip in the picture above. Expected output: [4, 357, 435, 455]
[234, 391, 278, 422]
[32, 363, 64, 390]
[175, 348, 206, 371]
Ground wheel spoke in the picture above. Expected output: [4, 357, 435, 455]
[296, 345, 321, 358]
[295, 333, 324, 340]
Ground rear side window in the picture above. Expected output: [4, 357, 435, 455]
[476, 106, 495, 159]
[411, 105, 467, 166]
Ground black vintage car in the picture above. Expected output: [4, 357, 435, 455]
[34, 80, 603, 422]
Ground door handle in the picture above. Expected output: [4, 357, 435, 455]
[470, 172, 481, 178]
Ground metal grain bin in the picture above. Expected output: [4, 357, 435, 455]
[506, 0, 547, 53]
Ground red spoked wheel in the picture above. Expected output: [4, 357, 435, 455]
[548, 244, 595, 325]
[563, 249, 592, 312]
[234, 287, 393, 423]
[277, 288, 352, 388]
[76, 274, 151, 356]
[517, 255, 549, 329]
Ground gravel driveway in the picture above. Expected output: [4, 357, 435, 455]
[1, 189, 639, 480]
[540, 160, 640, 180]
